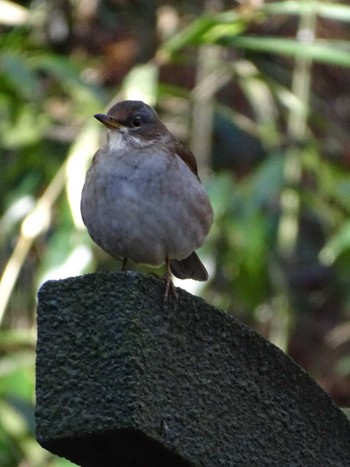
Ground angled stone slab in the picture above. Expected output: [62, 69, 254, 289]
[36, 271, 350, 466]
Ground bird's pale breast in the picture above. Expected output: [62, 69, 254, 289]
[81, 145, 213, 266]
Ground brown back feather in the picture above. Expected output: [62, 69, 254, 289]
[174, 141, 200, 180]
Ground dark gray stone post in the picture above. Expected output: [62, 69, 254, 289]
[36, 271, 350, 466]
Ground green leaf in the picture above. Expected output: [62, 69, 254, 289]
[232, 60, 280, 147]
[28, 54, 83, 84]
[250, 155, 285, 208]
[0, 352, 35, 399]
[0, 106, 49, 148]
[224, 37, 350, 68]
[160, 3, 350, 58]
[201, 22, 247, 43]
[159, 16, 217, 56]
[320, 220, 350, 264]
[317, 2, 350, 21]
[334, 180, 350, 212]
[28, 54, 106, 113]
[0, 52, 38, 98]
[263, 1, 350, 23]
[123, 63, 159, 105]
[159, 10, 248, 56]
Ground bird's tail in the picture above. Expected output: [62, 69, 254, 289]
[170, 251, 208, 281]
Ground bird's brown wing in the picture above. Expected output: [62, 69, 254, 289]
[171, 140, 208, 281]
[174, 140, 200, 179]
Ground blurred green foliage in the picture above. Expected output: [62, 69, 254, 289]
[1, 0, 350, 465]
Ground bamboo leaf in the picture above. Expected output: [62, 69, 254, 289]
[160, 3, 350, 60]
[317, 2, 350, 21]
[263, 1, 350, 22]
[159, 10, 248, 57]
[159, 16, 218, 57]
[224, 37, 350, 68]
[0, 53, 38, 98]
[28, 54, 83, 83]
[320, 220, 350, 264]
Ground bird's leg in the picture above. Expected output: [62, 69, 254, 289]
[121, 257, 128, 271]
[164, 257, 177, 301]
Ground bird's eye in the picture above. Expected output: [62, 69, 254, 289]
[131, 116, 142, 128]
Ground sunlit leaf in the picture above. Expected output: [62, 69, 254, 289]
[159, 16, 218, 57]
[0, 329, 35, 349]
[263, 1, 350, 22]
[38, 228, 93, 284]
[0, 399, 29, 437]
[317, 2, 350, 21]
[123, 63, 159, 105]
[232, 60, 280, 147]
[201, 22, 246, 43]
[65, 121, 101, 227]
[320, 220, 350, 264]
[5, 395, 35, 433]
[0, 0, 29, 26]
[224, 37, 350, 68]
[0, 106, 49, 148]
[159, 10, 247, 57]
[0, 352, 35, 399]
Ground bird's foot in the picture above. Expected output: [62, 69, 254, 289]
[164, 276, 178, 301]
[164, 257, 178, 302]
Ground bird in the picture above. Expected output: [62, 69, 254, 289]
[80, 100, 213, 300]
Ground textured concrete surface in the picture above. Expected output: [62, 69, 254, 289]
[36, 271, 350, 466]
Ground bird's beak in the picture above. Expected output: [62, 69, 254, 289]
[94, 114, 122, 129]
